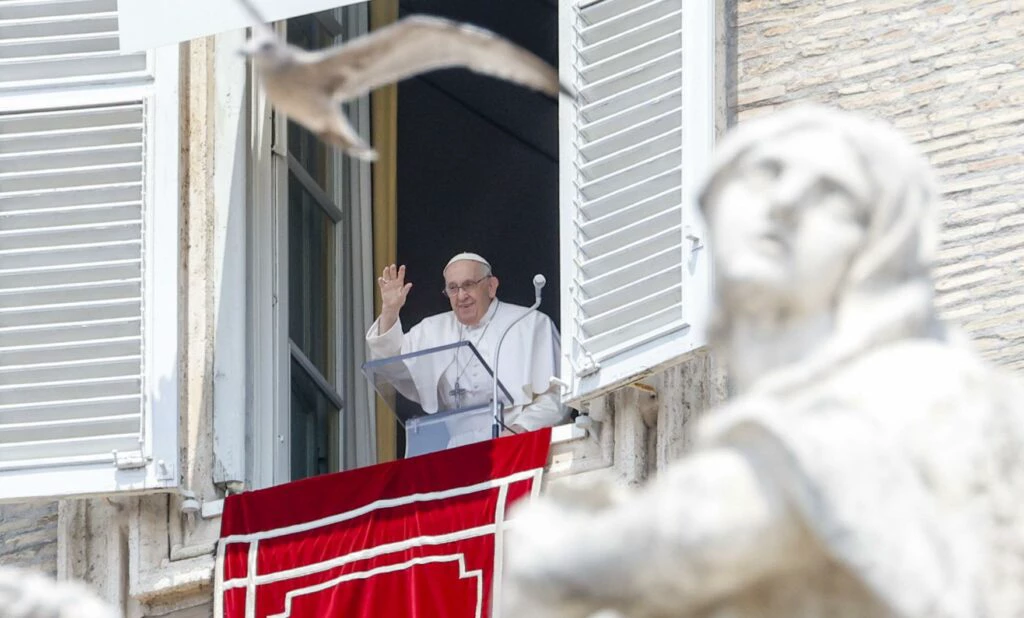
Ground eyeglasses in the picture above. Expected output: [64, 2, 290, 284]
[442, 275, 491, 297]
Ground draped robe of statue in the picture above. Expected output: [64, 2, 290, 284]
[502, 107, 1024, 618]
[367, 298, 564, 447]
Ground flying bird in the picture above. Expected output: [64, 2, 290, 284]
[236, 0, 571, 161]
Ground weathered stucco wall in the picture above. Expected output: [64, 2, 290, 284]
[733, 0, 1024, 371]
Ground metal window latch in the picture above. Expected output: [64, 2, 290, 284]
[686, 233, 703, 251]
[112, 450, 149, 470]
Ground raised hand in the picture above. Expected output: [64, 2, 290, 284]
[377, 264, 412, 332]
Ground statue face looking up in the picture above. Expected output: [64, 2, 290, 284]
[706, 128, 873, 315]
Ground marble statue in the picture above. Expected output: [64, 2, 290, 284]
[503, 106, 1024, 618]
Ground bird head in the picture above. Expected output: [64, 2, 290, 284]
[238, 32, 291, 68]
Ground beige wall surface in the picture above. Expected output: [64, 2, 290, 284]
[732, 0, 1024, 371]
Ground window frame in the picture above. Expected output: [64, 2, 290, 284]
[246, 6, 375, 489]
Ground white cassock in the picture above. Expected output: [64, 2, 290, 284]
[366, 298, 565, 448]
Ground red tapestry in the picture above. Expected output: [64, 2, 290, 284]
[215, 428, 551, 618]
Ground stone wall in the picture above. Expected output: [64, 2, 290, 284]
[0, 502, 57, 576]
[732, 0, 1024, 371]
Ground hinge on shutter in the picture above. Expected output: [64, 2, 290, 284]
[572, 352, 600, 378]
[113, 450, 149, 470]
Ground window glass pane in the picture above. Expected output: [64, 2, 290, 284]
[288, 171, 336, 379]
[286, 15, 333, 191]
[290, 359, 339, 481]
[288, 120, 330, 191]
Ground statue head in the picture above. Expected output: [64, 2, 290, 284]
[697, 106, 944, 392]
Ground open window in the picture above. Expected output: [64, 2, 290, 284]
[394, 0, 562, 337]
[0, 0, 179, 500]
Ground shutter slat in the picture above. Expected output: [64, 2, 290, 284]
[0, 1, 116, 20]
[581, 265, 679, 317]
[0, 317, 140, 347]
[0, 15, 116, 43]
[0, 279, 140, 308]
[579, 11, 679, 64]
[580, 90, 678, 142]
[0, 31, 116, 58]
[581, 168, 680, 221]
[0, 376, 140, 407]
[579, 244, 681, 299]
[0, 240, 141, 271]
[580, 285, 682, 337]
[0, 53, 148, 89]
[580, 208, 680, 259]
[0, 298, 140, 331]
[0, 357, 141, 387]
[0, 125, 142, 153]
[579, 305, 683, 360]
[579, 315, 684, 365]
[0, 260, 140, 289]
[0, 162, 142, 192]
[0, 433, 140, 465]
[0, 143, 143, 172]
[579, 30, 681, 84]
[578, 0, 677, 44]
[579, 149, 681, 201]
[0, 276, 141, 297]
[580, 132, 682, 182]
[0, 221, 141, 250]
[579, 52, 680, 103]
[580, 70, 681, 124]
[0, 204, 141, 229]
[0, 183, 142, 212]
[580, 105, 681, 161]
[1, 336, 140, 366]
[0, 393, 140, 425]
[0, 413, 139, 445]
[580, 186, 680, 238]
[579, 225, 682, 279]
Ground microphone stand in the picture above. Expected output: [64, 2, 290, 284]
[491, 274, 546, 439]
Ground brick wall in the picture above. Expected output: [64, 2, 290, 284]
[0, 502, 57, 576]
[733, 0, 1024, 371]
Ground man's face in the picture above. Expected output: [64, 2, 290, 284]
[444, 261, 498, 326]
[708, 129, 871, 314]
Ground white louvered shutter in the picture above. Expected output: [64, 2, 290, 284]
[0, 0, 179, 500]
[558, 0, 715, 404]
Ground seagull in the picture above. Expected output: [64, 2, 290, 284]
[236, 0, 572, 161]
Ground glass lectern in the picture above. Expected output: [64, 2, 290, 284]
[362, 341, 514, 457]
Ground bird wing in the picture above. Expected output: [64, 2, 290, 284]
[302, 15, 562, 100]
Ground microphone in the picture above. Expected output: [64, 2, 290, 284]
[491, 274, 546, 439]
